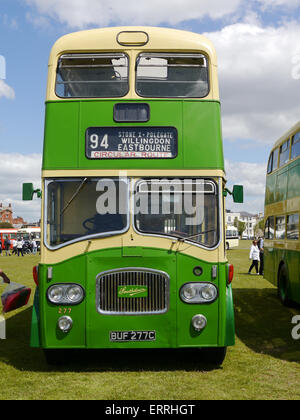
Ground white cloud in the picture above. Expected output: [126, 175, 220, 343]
[0, 154, 42, 222]
[257, 0, 300, 10]
[0, 80, 15, 100]
[205, 22, 300, 144]
[25, 0, 242, 28]
[225, 160, 266, 213]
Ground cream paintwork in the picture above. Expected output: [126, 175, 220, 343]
[46, 26, 220, 102]
[41, 170, 227, 265]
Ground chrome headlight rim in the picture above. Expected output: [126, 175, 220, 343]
[47, 283, 85, 305]
[179, 282, 218, 304]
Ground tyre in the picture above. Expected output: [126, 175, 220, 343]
[201, 347, 227, 366]
[278, 264, 292, 307]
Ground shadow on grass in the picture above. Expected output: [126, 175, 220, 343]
[0, 307, 221, 373]
[234, 287, 300, 363]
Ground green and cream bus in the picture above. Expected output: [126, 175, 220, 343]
[23, 27, 242, 365]
[264, 121, 300, 306]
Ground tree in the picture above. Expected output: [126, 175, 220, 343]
[234, 217, 246, 237]
[0, 222, 13, 228]
[254, 219, 264, 237]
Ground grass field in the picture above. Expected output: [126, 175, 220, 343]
[0, 242, 299, 400]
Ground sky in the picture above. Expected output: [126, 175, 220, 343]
[1, 0, 300, 221]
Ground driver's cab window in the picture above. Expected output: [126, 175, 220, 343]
[46, 178, 129, 248]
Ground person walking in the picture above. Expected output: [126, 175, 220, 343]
[4, 237, 11, 256]
[257, 236, 264, 276]
[248, 240, 260, 275]
[17, 238, 24, 257]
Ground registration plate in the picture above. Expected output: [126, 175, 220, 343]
[110, 330, 156, 342]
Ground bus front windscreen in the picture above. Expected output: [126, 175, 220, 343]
[134, 178, 219, 248]
[45, 178, 129, 248]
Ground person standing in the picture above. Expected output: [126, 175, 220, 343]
[248, 240, 260, 275]
[4, 237, 11, 256]
[257, 236, 264, 276]
[32, 239, 37, 255]
[17, 238, 24, 257]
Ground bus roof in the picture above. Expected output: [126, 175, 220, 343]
[273, 120, 300, 150]
[49, 26, 218, 66]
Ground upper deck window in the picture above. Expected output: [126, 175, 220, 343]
[56, 53, 129, 98]
[135, 53, 209, 98]
[279, 139, 290, 167]
[267, 147, 279, 174]
[291, 131, 300, 160]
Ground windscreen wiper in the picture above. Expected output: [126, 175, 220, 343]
[171, 229, 216, 242]
[60, 178, 88, 216]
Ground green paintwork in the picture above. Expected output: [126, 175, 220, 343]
[42, 99, 224, 171]
[265, 158, 300, 305]
[264, 247, 300, 305]
[265, 159, 300, 205]
[32, 247, 234, 349]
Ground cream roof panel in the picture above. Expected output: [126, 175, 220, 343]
[48, 26, 218, 66]
[273, 120, 300, 150]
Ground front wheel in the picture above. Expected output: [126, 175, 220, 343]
[201, 347, 227, 366]
[278, 264, 291, 307]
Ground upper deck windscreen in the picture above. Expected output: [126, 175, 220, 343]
[136, 53, 209, 98]
[56, 53, 129, 98]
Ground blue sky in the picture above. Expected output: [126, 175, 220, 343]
[1, 0, 300, 220]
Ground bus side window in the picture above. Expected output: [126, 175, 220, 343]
[267, 152, 273, 174]
[279, 140, 290, 167]
[265, 216, 274, 239]
[286, 213, 299, 240]
[291, 131, 300, 160]
[272, 148, 279, 171]
[275, 215, 285, 239]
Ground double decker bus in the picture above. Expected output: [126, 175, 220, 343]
[23, 27, 242, 365]
[264, 121, 300, 305]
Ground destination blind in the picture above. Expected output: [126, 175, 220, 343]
[86, 127, 178, 159]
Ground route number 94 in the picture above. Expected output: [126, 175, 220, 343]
[89, 134, 109, 149]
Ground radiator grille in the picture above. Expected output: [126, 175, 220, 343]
[96, 269, 169, 315]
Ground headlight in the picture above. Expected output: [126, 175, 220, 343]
[201, 284, 218, 301]
[182, 284, 197, 300]
[48, 286, 64, 303]
[191, 314, 207, 331]
[47, 284, 85, 305]
[66, 285, 84, 303]
[58, 316, 73, 333]
[180, 283, 218, 304]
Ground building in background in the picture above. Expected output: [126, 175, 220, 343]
[0, 203, 13, 225]
[226, 210, 264, 239]
[0, 203, 31, 228]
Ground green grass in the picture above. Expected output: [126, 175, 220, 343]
[0, 246, 300, 400]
